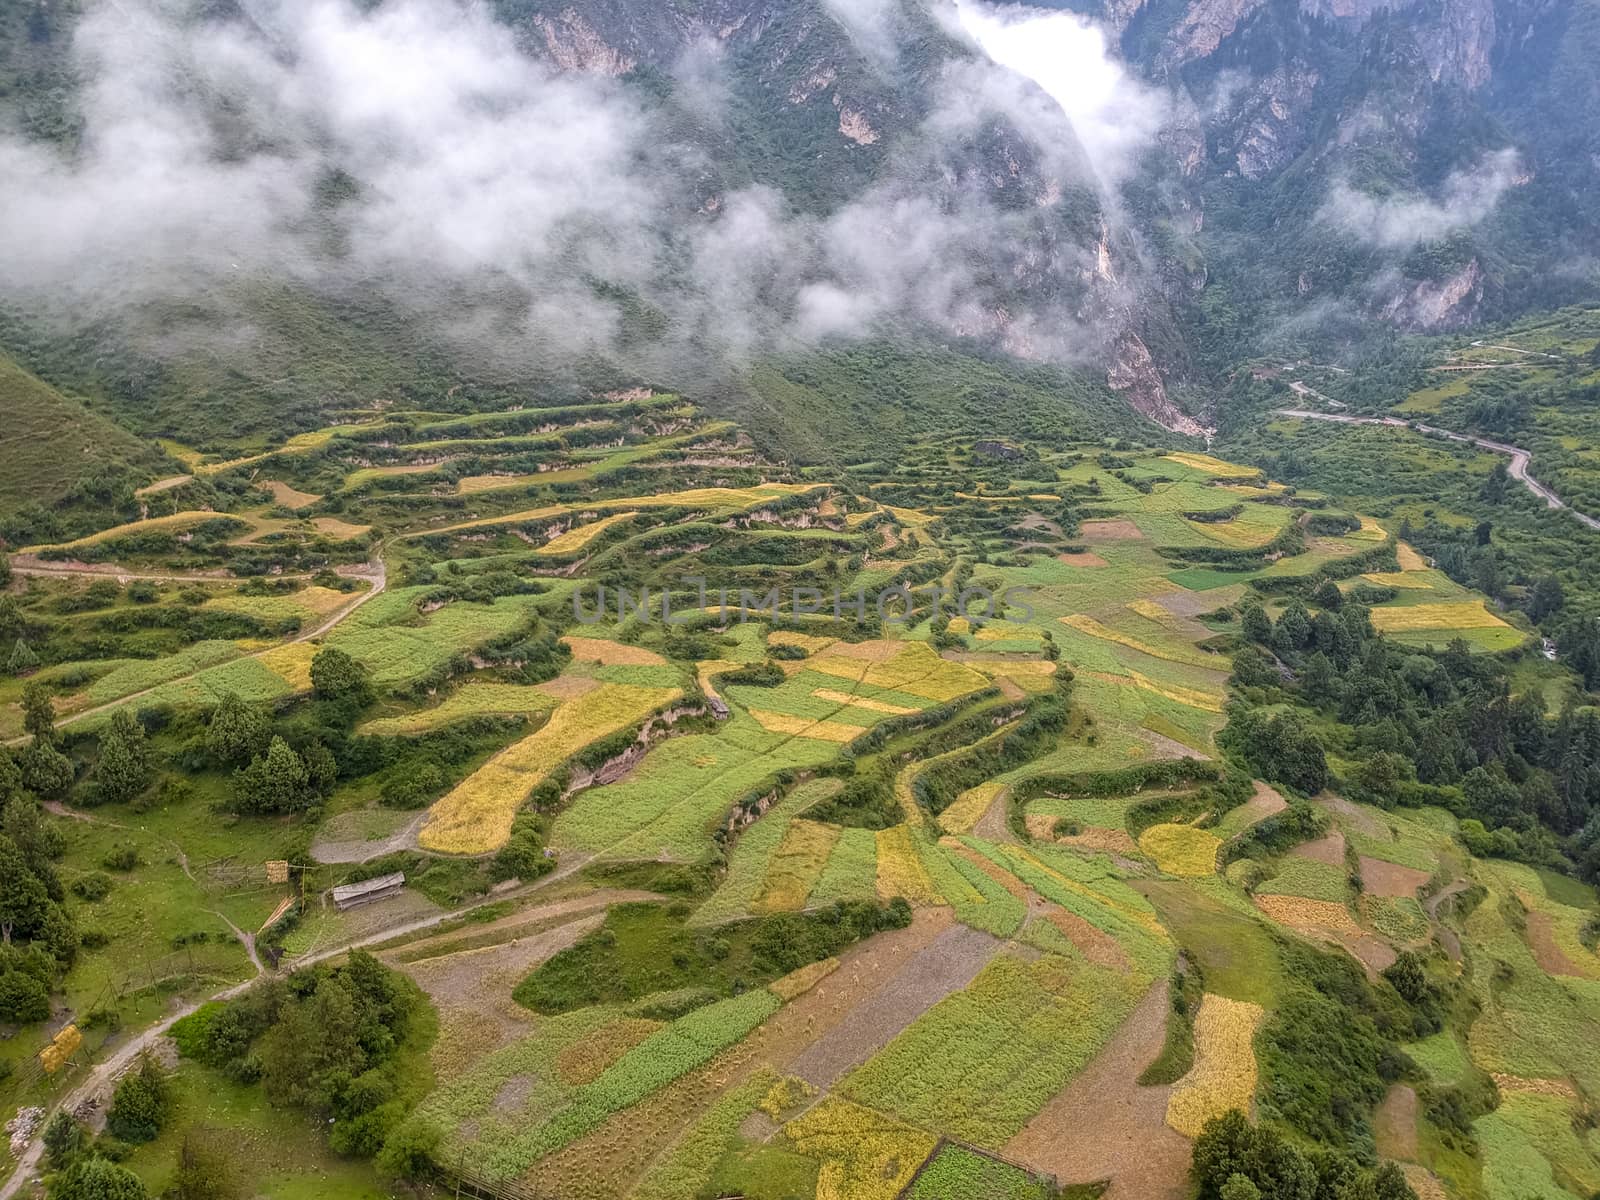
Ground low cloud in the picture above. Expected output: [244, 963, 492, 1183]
[1318, 149, 1525, 250]
[0, 0, 1169, 381]
[950, 0, 1168, 190]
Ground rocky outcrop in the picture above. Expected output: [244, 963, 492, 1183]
[1416, 0, 1496, 88]
[1159, 0, 1268, 69]
[1219, 66, 1323, 179]
[531, 9, 639, 75]
[1107, 331, 1209, 438]
[835, 99, 879, 145]
[1381, 259, 1486, 329]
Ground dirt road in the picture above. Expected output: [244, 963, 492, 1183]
[1276, 408, 1600, 532]
[0, 867, 563, 1199]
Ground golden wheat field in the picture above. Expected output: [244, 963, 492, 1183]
[1166, 995, 1266, 1137]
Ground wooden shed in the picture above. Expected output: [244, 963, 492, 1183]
[331, 872, 406, 911]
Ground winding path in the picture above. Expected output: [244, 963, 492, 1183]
[1276, 408, 1600, 532]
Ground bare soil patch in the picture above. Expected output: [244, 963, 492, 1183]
[262, 479, 321, 509]
[1142, 728, 1213, 762]
[310, 810, 426, 864]
[1525, 911, 1584, 976]
[1232, 781, 1288, 830]
[1156, 587, 1222, 618]
[1319, 793, 1385, 836]
[1045, 909, 1132, 972]
[1403, 1166, 1449, 1200]
[400, 912, 604, 1064]
[1006, 980, 1190, 1200]
[1348, 934, 1398, 975]
[1492, 1073, 1580, 1099]
[1360, 856, 1431, 898]
[528, 909, 956, 1198]
[1024, 814, 1139, 856]
[1081, 519, 1143, 542]
[948, 843, 1029, 898]
[1375, 1084, 1419, 1162]
[994, 675, 1027, 701]
[970, 788, 1018, 845]
[1056, 550, 1110, 567]
[1294, 829, 1347, 866]
[494, 1075, 536, 1115]
[788, 923, 1000, 1088]
[538, 675, 602, 700]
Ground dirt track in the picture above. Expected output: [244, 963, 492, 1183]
[1006, 980, 1190, 1200]
[0, 864, 573, 1200]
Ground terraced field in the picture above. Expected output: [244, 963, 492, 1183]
[5, 398, 1590, 1200]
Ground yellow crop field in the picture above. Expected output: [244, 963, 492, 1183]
[255, 643, 317, 691]
[748, 709, 862, 742]
[940, 782, 1004, 835]
[876, 826, 940, 904]
[783, 1097, 938, 1200]
[1128, 597, 1178, 625]
[753, 820, 840, 912]
[1396, 542, 1429, 571]
[562, 637, 667, 666]
[974, 623, 1042, 642]
[419, 682, 676, 854]
[1185, 516, 1282, 549]
[1123, 669, 1223, 713]
[882, 504, 935, 527]
[455, 471, 595, 495]
[1369, 603, 1510, 632]
[1253, 894, 1363, 938]
[1163, 452, 1260, 477]
[1138, 824, 1222, 876]
[537, 512, 636, 555]
[696, 659, 741, 703]
[768, 630, 837, 653]
[807, 643, 987, 703]
[964, 659, 1057, 697]
[1166, 995, 1266, 1137]
[1059, 614, 1216, 670]
[1349, 517, 1388, 542]
[1361, 572, 1435, 589]
[359, 682, 557, 736]
[770, 957, 839, 1002]
[810, 689, 917, 715]
[23, 510, 236, 554]
[311, 517, 371, 540]
[411, 484, 825, 538]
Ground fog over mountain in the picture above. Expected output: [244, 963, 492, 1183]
[0, 0, 1595, 429]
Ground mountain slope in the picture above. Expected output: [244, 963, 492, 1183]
[0, 351, 161, 512]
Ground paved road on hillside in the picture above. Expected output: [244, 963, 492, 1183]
[1276, 408, 1600, 532]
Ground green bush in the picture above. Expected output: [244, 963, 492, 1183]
[106, 1054, 170, 1144]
